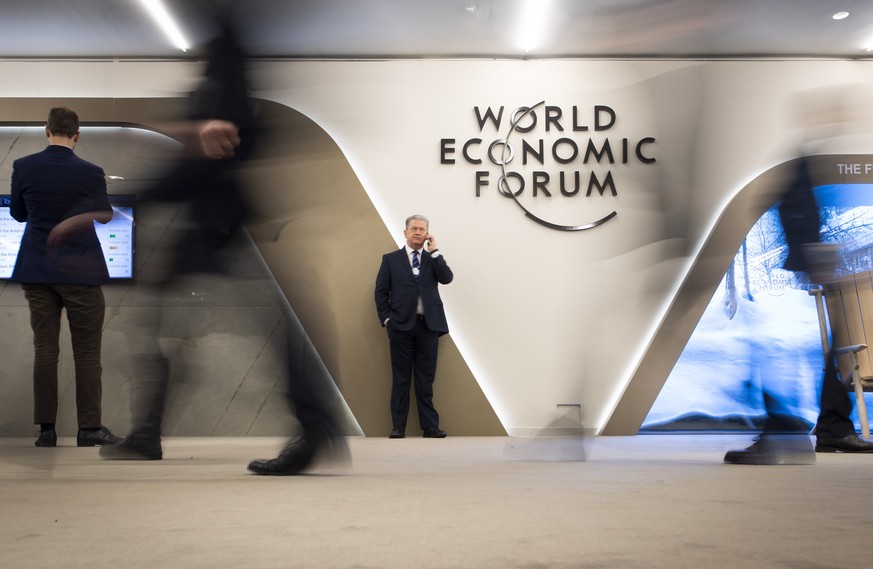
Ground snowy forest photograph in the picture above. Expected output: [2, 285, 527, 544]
[644, 183, 873, 432]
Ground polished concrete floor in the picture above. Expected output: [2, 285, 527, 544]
[1, 434, 871, 569]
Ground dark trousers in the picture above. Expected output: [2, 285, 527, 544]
[761, 348, 855, 437]
[22, 283, 105, 429]
[127, 298, 343, 443]
[388, 317, 440, 429]
[815, 349, 856, 439]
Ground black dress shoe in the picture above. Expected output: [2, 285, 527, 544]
[77, 426, 119, 447]
[99, 434, 162, 460]
[248, 436, 349, 476]
[389, 426, 405, 439]
[422, 427, 447, 438]
[816, 433, 873, 453]
[35, 430, 57, 447]
[248, 438, 317, 476]
[724, 434, 815, 465]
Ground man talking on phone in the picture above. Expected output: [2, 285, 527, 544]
[375, 214, 454, 439]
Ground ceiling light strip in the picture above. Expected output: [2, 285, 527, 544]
[137, 0, 190, 52]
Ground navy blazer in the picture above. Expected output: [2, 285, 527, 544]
[10, 145, 112, 285]
[375, 247, 453, 335]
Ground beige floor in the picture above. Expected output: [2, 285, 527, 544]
[1, 434, 870, 569]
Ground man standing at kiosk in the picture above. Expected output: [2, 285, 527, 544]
[10, 106, 118, 448]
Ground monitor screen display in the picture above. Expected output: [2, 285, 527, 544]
[0, 194, 135, 279]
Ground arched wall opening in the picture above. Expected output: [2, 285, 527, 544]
[0, 97, 504, 437]
[604, 155, 873, 434]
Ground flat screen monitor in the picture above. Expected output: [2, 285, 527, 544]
[0, 194, 135, 279]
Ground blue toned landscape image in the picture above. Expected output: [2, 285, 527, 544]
[643, 184, 873, 431]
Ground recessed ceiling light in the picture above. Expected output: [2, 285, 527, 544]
[465, 5, 478, 14]
[833, 11, 850, 20]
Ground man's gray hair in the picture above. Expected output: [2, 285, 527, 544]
[405, 214, 429, 228]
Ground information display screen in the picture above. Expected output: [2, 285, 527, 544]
[0, 194, 135, 279]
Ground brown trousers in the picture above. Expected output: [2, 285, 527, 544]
[22, 283, 105, 429]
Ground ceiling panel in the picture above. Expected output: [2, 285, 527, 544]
[0, 0, 872, 60]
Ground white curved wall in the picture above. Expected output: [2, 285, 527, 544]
[2, 58, 872, 435]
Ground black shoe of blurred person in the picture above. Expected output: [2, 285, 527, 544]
[99, 434, 162, 460]
[389, 426, 405, 439]
[422, 427, 447, 438]
[815, 433, 873, 453]
[724, 434, 815, 465]
[248, 436, 349, 476]
[35, 430, 57, 447]
[77, 426, 119, 447]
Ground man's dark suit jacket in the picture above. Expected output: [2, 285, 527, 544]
[10, 145, 112, 285]
[375, 248, 453, 335]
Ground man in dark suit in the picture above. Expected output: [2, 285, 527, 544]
[375, 214, 454, 439]
[10, 106, 118, 448]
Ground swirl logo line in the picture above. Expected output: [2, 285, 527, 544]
[498, 100, 618, 232]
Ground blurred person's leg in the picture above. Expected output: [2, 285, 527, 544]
[99, 206, 173, 461]
[247, 306, 348, 476]
[815, 350, 873, 453]
[283, 308, 344, 442]
[760, 392, 808, 434]
[100, 289, 167, 460]
[725, 388, 815, 465]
